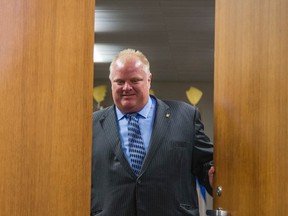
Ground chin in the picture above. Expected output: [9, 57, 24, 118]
[120, 103, 136, 113]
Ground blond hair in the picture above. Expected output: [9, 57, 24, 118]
[109, 49, 150, 80]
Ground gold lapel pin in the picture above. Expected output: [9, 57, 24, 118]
[165, 113, 170, 118]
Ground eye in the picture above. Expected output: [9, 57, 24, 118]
[114, 80, 124, 85]
[131, 78, 141, 84]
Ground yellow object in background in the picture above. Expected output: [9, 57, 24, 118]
[149, 89, 155, 96]
[186, 86, 203, 105]
[93, 85, 107, 103]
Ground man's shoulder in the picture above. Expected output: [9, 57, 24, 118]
[159, 98, 196, 111]
[157, 99, 199, 121]
[92, 105, 113, 122]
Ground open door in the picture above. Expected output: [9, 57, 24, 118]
[0, 0, 94, 215]
[211, 0, 288, 215]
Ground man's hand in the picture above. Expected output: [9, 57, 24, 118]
[208, 166, 215, 187]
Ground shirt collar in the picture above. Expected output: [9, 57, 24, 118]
[116, 96, 152, 120]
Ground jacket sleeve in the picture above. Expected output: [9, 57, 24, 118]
[192, 107, 214, 195]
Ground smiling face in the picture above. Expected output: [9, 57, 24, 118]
[110, 56, 152, 113]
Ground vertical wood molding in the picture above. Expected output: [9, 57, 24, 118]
[0, 0, 94, 215]
[214, 0, 288, 214]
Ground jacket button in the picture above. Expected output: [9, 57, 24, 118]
[137, 180, 142, 184]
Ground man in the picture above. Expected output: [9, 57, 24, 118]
[91, 49, 214, 216]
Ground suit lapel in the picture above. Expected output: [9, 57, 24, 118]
[140, 99, 170, 175]
[100, 100, 171, 177]
[100, 106, 136, 177]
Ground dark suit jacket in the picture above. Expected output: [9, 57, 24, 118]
[91, 97, 213, 216]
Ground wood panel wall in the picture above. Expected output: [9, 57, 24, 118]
[0, 0, 94, 215]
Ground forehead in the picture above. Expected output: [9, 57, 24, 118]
[114, 56, 142, 70]
[112, 58, 146, 78]
[112, 68, 146, 81]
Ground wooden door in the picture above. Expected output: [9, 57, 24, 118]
[213, 0, 288, 215]
[0, 0, 94, 215]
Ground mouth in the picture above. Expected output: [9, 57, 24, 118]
[122, 94, 135, 97]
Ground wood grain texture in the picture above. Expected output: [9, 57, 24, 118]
[214, 0, 288, 215]
[0, 0, 94, 215]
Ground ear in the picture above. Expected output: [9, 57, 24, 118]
[148, 73, 152, 82]
[110, 80, 113, 90]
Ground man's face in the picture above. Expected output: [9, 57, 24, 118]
[110, 58, 151, 113]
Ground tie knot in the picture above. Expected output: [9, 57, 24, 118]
[126, 113, 138, 122]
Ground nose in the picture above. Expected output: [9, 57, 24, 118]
[123, 82, 132, 91]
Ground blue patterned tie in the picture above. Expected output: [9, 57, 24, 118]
[126, 113, 146, 175]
